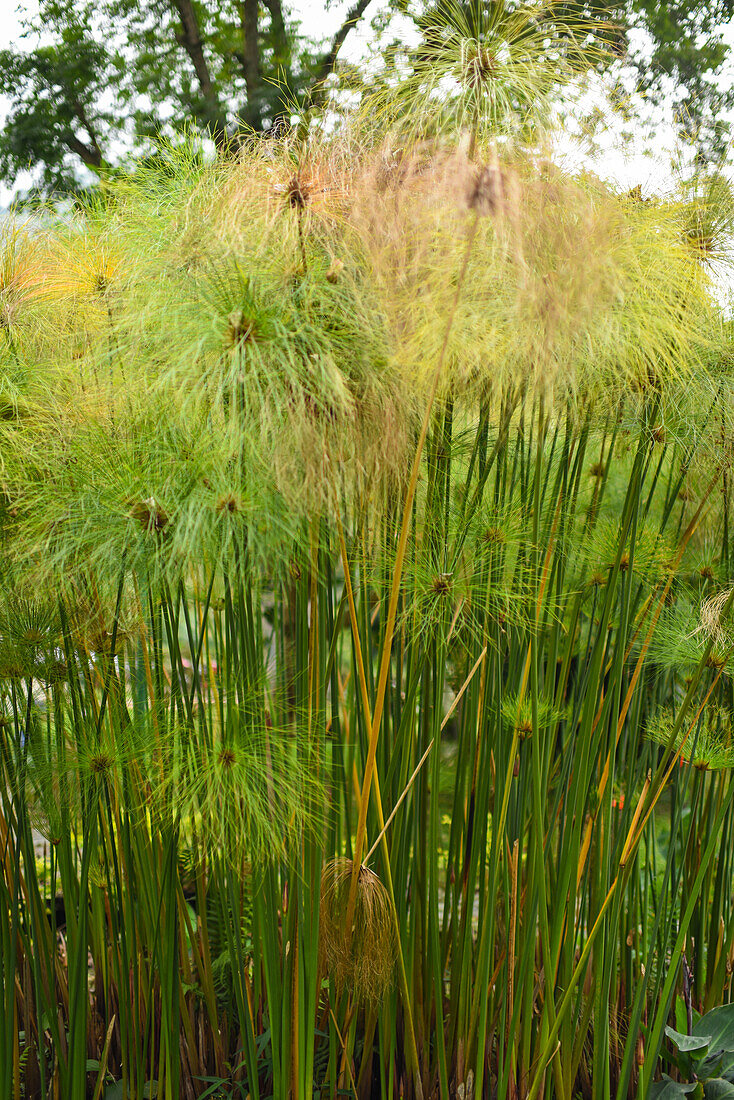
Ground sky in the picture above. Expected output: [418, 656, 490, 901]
[1, 0, 23, 37]
[0, 0, 731, 206]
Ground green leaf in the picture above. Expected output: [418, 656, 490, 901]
[649, 1076, 699, 1099]
[700, 1051, 727, 1080]
[195, 1081, 228, 1100]
[694, 1007, 734, 1079]
[693, 1006, 734, 1051]
[666, 1025, 713, 1055]
[704, 1081, 734, 1099]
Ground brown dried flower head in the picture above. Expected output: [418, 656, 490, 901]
[130, 496, 169, 537]
[319, 857, 396, 1003]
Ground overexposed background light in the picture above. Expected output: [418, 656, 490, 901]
[1, 0, 733, 207]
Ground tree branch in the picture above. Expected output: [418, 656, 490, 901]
[240, 0, 262, 129]
[170, 0, 228, 143]
[64, 130, 103, 169]
[71, 99, 104, 164]
[308, 0, 373, 101]
[257, 0, 294, 130]
[262, 0, 290, 65]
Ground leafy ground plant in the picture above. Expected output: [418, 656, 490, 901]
[654, 1004, 734, 1098]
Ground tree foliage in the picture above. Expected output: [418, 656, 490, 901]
[0, 0, 373, 194]
[0, 0, 733, 196]
[626, 0, 734, 161]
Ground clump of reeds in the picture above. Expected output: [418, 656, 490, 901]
[2, 15, 734, 1100]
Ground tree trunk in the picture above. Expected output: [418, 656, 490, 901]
[68, 100, 104, 168]
[308, 0, 373, 104]
[171, 0, 229, 144]
[65, 131, 104, 169]
[240, 0, 262, 130]
[263, 0, 295, 131]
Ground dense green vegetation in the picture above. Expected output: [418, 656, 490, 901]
[2, 11, 734, 1099]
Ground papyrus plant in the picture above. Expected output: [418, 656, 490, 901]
[1, 24, 734, 1100]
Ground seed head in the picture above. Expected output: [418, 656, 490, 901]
[326, 259, 344, 285]
[431, 573, 453, 596]
[286, 175, 309, 210]
[464, 44, 498, 90]
[468, 162, 504, 217]
[130, 496, 169, 536]
[89, 752, 114, 776]
[218, 747, 237, 769]
[226, 310, 255, 348]
[482, 526, 505, 545]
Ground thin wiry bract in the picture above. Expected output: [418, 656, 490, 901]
[646, 704, 734, 772]
[362, 0, 613, 149]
